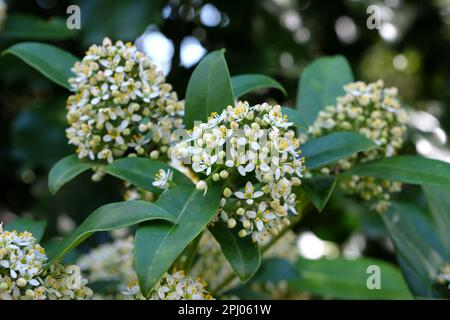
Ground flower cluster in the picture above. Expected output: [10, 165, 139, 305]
[0, 0, 6, 31]
[306, 80, 408, 212]
[0, 224, 92, 300]
[66, 37, 184, 166]
[77, 234, 213, 300]
[78, 235, 135, 299]
[123, 270, 214, 300]
[171, 101, 305, 243]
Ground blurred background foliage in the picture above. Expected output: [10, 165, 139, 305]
[1, 0, 450, 297]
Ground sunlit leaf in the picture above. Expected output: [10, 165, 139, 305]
[47, 200, 176, 265]
[297, 55, 354, 125]
[184, 50, 234, 128]
[231, 74, 286, 98]
[302, 132, 377, 170]
[3, 42, 77, 89]
[135, 185, 221, 297]
[48, 155, 95, 195]
[345, 156, 450, 188]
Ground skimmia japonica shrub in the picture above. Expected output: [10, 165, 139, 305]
[2, 38, 450, 300]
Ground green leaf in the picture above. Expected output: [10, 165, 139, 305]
[209, 221, 261, 281]
[2, 14, 78, 40]
[423, 186, 450, 254]
[3, 42, 77, 89]
[281, 107, 308, 133]
[47, 200, 176, 265]
[5, 218, 47, 243]
[382, 202, 450, 298]
[135, 184, 221, 297]
[104, 157, 193, 194]
[231, 74, 286, 98]
[184, 50, 234, 128]
[297, 55, 354, 125]
[48, 155, 94, 195]
[302, 132, 377, 170]
[291, 257, 413, 299]
[344, 156, 450, 189]
[301, 176, 337, 212]
[251, 258, 298, 283]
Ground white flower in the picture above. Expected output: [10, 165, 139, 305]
[123, 270, 214, 300]
[0, 225, 92, 300]
[305, 80, 408, 213]
[235, 182, 264, 205]
[66, 37, 185, 169]
[170, 101, 305, 243]
[152, 169, 173, 190]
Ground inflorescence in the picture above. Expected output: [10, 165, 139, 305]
[0, 224, 92, 300]
[306, 80, 408, 212]
[171, 101, 305, 243]
[66, 38, 184, 170]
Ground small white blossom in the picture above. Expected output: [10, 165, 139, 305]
[66, 38, 185, 170]
[0, 223, 92, 300]
[152, 169, 173, 190]
[171, 101, 305, 243]
[304, 80, 408, 213]
[123, 270, 214, 300]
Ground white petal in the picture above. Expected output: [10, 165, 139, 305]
[256, 220, 264, 231]
[235, 191, 245, 199]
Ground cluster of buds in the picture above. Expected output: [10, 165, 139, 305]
[123, 270, 214, 300]
[306, 80, 408, 212]
[0, 224, 92, 300]
[171, 101, 304, 243]
[0, 0, 6, 31]
[66, 37, 184, 167]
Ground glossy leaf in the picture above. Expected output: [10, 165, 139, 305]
[251, 258, 298, 283]
[296, 55, 354, 125]
[47, 200, 176, 265]
[2, 14, 78, 40]
[184, 50, 234, 128]
[3, 42, 77, 89]
[345, 156, 450, 188]
[302, 132, 377, 170]
[281, 107, 308, 133]
[423, 186, 450, 253]
[104, 157, 193, 194]
[5, 218, 47, 242]
[231, 74, 286, 98]
[210, 221, 261, 281]
[135, 184, 221, 297]
[301, 176, 337, 212]
[382, 202, 450, 298]
[291, 257, 413, 299]
[48, 155, 94, 195]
